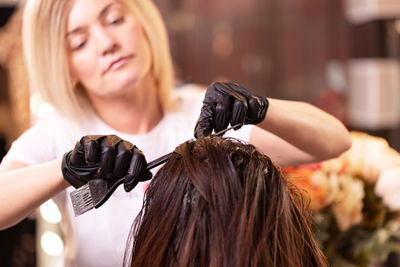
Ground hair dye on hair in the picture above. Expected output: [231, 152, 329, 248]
[124, 136, 327, 267]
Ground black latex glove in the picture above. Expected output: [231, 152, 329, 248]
[194, 82, 269, 138]
[61, 135, 152, 192]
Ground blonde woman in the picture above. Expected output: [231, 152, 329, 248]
[0, 0, 351, 266]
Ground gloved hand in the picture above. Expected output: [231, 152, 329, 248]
[62, 135, 152, 192]
[194, 82, 269, 138]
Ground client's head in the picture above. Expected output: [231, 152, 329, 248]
[125, 136, 327, 267]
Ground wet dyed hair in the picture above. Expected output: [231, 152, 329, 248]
[124, 136, 327, 267]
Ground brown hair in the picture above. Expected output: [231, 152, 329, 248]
[124, 137, 327, 267]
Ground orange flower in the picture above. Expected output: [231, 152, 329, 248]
[284, 167, 327, 211]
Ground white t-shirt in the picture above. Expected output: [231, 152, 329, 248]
[2, 84, 252, 267]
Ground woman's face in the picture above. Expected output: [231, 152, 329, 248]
[66, 0, 152, 98]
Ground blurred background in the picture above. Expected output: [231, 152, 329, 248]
[0, 0, 400, 266]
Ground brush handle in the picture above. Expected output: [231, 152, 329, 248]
[146, 152, 172, 169]
[92, 152, 173, 208]
[91, 178, 125, 208]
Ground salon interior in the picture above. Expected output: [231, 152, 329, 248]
[1, 0, 400, 266]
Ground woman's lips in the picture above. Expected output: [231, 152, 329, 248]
[103, 55, 134, 74]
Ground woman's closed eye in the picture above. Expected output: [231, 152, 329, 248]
[105, 11, 125, 26]
[109, 16, 124, 25]
[69, 36, 88, 51]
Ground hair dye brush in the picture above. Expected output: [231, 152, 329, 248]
[70, 124, 242, 216]
[70, 152, 171, 216]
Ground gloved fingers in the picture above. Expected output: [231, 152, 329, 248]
[214, 92, 233, 132]
[246, 95, 269, 124]
[70, 141, 86, 166]
[97, 137, 120, 179]
[62, 152, 88, 188]
[194, 83, 221, 138]
[230, 98, 246, 128]
[215, 82, 248, 104]
[224, 82, 269, 125]
[216, 82, 248, 129]
[113, 141, 133, 178]
[195, 81, 250, 138]
[124, 179, 139, 193]
[81, 135, 101, 164]
[126, 147, 147, 178]
[124, 147, 152, 192]
[138, 171, 153, 182]
[227, 82, 252, 99]
[194, 104, 215, 138]
[124, 169, 152, 192]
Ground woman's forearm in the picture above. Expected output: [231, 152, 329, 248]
[0, 159, 69, 230]
[258, 98, 352, 161]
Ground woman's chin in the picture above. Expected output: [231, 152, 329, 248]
[103, 76, 140, 96]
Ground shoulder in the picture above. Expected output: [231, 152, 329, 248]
[30, 101, 72, 128]
[2, 105, 84, 165]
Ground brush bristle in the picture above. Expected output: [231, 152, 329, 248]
[70, 184, 95, 216]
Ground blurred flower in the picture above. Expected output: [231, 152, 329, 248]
[331, 174, 364, 231]
[285, 131, 400, 266]
[337, 132, 400, 184]
[284, 165, 328, 211]
[375, 168, 400, 211]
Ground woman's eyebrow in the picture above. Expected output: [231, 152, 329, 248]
[99, 3, 118, 18]
[66, 28, 82, 37]
[66, 3, 117, 37]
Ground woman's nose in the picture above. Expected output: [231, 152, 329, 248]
[93, 27, 119, 55]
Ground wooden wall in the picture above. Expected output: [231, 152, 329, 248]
[155, 0, 350, 101]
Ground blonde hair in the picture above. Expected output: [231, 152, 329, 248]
[23, 0, 175, 121]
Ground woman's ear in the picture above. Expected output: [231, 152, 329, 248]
[69, 70, 78, 88]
